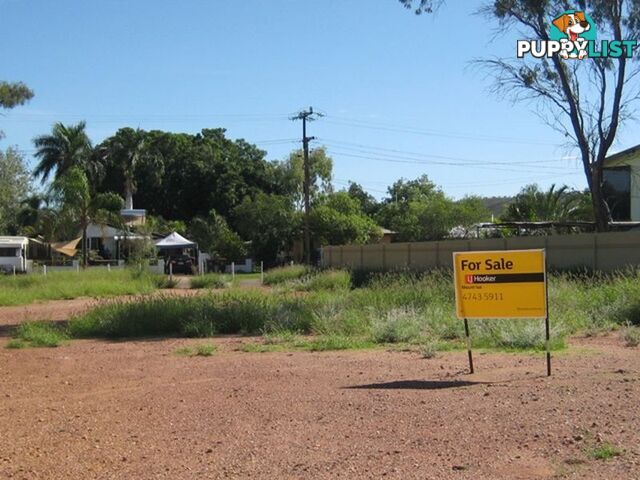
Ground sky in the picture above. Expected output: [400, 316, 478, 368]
[1, 0, 637, 200]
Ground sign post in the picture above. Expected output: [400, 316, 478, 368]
[453, 249, 549, 376]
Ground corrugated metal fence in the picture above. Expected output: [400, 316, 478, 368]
[320, 232, 640, 272]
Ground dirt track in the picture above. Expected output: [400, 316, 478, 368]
[1, 331, 638, 479]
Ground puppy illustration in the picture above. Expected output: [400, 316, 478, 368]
[552, 11, 591, 59]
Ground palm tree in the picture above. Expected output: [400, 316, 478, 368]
[98, 127, 156, 209]
[502, 184, 593, 222]
[33, 121, 98, 184]
[50, 167, 124, 267]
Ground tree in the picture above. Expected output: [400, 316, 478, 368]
[398, 0, 443, 14]
[189, 209, 247, 261]
[0, 81, 33, 139]
[95, 128, 277, 221]
[33, 121, 97, 184]
[346, 181, 380, 216]
[97, 127, 159, 209]
[49, 167, 124, 267]
[376, 176, 490, 241]
[234, 193, 301, 263]
[310, 192, 382, 245]
[276, 147, 334, 208]
[402, 1, 639, 231]
[0, 148, 32, 234]
[502, 184, 594, 222]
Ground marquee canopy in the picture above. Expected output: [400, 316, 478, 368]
[155, 232, 197, 249]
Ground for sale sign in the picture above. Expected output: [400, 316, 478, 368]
[453, 249, 547, 319]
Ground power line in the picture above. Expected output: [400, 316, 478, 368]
[324, 115, 563, 147]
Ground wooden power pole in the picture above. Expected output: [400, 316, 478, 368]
[290, 106, 323, 264]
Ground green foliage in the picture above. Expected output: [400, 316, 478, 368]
[190, 274, 229, 289]
[263, 265, 309, 285]
[12, 322, 67, 348]
[275, 147, 334, 208]
[195, 344, 217, 356]
[49, 167, 124, 266]
[0, 148, 32, 234]
[59, 268, 640, 354]
[347, 181, 379, 216]
[189, 209, 246, 261]
[310, 192, 382, 245]
[33, 121, 96, 184]
[0, 269, 161, 306]
[0, 81, 33, 109]
[95, 128, 277, 222]
[376, 176, 490, 241]
[234, 193, 301, 262]
[588, 443, 622, 460]
[502, 184, 593, 222]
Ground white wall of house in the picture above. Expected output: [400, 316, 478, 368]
[604, 148, 640, 221]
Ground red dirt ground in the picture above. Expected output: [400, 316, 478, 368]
[0, 315, 638, 479]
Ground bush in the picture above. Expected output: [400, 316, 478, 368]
[263, 265, 309, 285]
[621, 327, 640, 347]
[190, 274, 228, 289]
[12, 321, 67, 348]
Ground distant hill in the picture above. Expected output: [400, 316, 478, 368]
[480, 196, 513, 219]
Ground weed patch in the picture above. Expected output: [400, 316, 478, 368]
[588, 442, 622, 460]
[12, 322, 67, 348]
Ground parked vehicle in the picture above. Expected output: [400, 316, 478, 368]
[165, 254, 194, 274]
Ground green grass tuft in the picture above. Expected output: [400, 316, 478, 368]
[12, 321, 67, 348]
[190, 274, 229, 290]
[195, 344, 217, 356]
[588, 442, 623, 460]
[6, 339, 27, 349]
[0, 269, 164, 306]
[263, 265, 309, 285]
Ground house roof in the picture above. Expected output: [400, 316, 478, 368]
[0, 236, 29, 248]
[604, 144, 640, 164]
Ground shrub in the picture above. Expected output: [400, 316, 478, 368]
[621, 327, 640, 347]
[263, 265, 309, 285]
[190, 274, 228, 289]
[13, 321, 67, 348]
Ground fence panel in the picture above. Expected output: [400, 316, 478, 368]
[321, 232, 640, 272]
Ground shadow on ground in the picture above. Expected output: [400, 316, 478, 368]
[346, 379, 485, 390]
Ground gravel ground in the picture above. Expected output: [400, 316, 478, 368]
[0, 331, 638, 479]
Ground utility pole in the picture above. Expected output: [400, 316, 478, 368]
[290, 106, 323, 265]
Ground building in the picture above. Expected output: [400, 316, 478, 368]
[0, 236, 31, 273]
[603, 145, 640, 221]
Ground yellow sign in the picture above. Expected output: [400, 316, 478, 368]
[453, 249, 547, 319]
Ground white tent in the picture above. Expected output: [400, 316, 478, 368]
[155, 232, 197, 249]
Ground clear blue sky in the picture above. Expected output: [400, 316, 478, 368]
[1, 0, 637, 200]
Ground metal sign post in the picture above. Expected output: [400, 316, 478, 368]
[464, 318, 474, 374]
[453, 249, 549, 376]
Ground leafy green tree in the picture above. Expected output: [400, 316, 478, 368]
[189, 209, 247, 261]
[403, 0, 640, 230]
[275, 147, 333, 208]
[346, 181, 380, 216]
[33, 122, 98, 184]
[234, 193, 301, 263]
[0, 81, 34, 109]
[97, 127, 161, 209]
[49, 167, 124, 266]
[502, 184, 594, 222]
[376, 176, 490, 241]
[310, 192, 382, 245]
[0, 148, 32, 234]
[96, 128, 276, 221]
[0, 81, 33, 139]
